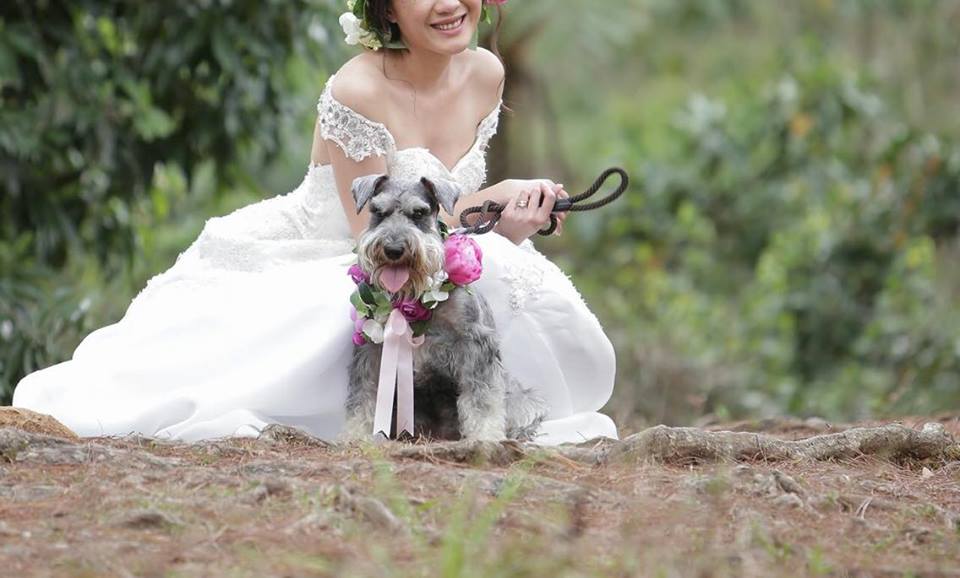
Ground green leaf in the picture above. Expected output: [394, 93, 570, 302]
[350, 291, 370, 315]
[373, 289, 392, 308]
[374, 303, 392, 322]
[410, 320, 430, 337]
[358, 283, 377, 306]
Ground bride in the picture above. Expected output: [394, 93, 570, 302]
[12, 0, 618, 445]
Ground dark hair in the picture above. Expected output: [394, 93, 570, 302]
[364, 0, 403, 49]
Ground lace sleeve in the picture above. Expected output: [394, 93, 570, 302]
[316, 76, 395, 163]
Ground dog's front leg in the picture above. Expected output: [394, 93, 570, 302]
[455, 364, 507, 442]
[341, 343, 382, 442]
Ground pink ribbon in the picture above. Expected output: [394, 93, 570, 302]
[373, 309, 425, 438]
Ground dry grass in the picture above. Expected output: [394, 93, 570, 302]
[1, 419, 958, 578]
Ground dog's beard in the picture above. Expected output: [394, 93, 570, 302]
[357, 230, 444, 301]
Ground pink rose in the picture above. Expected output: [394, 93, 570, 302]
[348, 263, 369, 285]
[352, 331, 366, 346]
[394, 297, 433, 323]
[444, 234, 483, 285]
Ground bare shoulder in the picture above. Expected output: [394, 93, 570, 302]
[327, 54, 388, 123]
[469, 47, 505, 101]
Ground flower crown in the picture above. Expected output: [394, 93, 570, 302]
[339, 0, 507, 52]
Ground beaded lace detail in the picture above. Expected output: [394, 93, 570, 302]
[314, 71, 501, 196]
[316, 75, 393, 163]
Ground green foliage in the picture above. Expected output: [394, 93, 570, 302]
[1, 0, 334, 268]
[569, 41, 960, 422]
[0, 0, 340, 402]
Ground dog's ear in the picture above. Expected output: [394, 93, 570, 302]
[420, 176, 462, 216]
[352, 174, 389, 213]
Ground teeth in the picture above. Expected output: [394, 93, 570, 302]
[433, 15, 463, 31]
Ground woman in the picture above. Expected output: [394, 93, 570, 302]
[13, 0, 617, 445]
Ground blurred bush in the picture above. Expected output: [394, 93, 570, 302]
[565, 12, 960, 422]
[0, 0, 340, 402]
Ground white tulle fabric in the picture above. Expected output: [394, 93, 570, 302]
[13, 72, 618, 445]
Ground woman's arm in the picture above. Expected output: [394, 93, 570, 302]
[310, 73, 389, 241]
[325, 136, 386, 240]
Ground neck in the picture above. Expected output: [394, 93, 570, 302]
[384, 47, 455, 94]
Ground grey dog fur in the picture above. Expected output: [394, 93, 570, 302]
[343, 174, 546, 442]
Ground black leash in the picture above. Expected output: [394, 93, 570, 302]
[454, 167, 629, 236]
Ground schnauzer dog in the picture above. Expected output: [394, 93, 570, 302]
[343, 173, 547, 442]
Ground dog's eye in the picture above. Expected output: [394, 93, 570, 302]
[410, 208, 429, 219]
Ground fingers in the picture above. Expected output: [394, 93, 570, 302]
[552, 183, 568, 236]
[509, 188, 532, 213]
[535, 182, 557, 221]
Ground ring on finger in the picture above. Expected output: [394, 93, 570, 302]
[516, 194, 530, 209]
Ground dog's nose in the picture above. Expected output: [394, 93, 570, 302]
[384, 243, 405, 260]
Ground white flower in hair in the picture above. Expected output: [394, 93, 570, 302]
[339, 11, 382, 50]
[339, 12, 363, 46]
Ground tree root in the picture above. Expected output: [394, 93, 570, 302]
[605, 422, 960, 465]
[385, 423, 959, 468]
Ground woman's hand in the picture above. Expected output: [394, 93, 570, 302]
[493, 179, 570, 244]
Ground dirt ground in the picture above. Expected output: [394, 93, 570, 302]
[1, 417, 958, 578]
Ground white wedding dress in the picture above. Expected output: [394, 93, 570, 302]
[13, 71, 618, 445]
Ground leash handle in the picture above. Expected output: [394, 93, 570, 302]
[457, 167, 629, 236]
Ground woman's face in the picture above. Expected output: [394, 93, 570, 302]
[389, 0, 482, 55]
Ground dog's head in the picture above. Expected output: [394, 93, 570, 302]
[352, 174, 462, 299]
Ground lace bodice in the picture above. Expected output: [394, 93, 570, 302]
[316, 70, 502, 195]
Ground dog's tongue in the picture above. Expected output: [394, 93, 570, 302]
[379, 266, 410, 293]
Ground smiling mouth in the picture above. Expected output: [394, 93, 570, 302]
[431, 14, 466, 32]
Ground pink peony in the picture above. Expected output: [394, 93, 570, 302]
[444, 234, 483, 285]
[394, 297, 433, 322]
[347, 263, 369, 285]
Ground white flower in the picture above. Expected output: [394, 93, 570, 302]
[339, 11, 382, 51]
[422, 287, 449, 306]
[339, 12, 363, 46]
[362, 318, 384, 344]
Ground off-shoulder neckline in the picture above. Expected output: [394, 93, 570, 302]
[321, 70, 502, 175]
